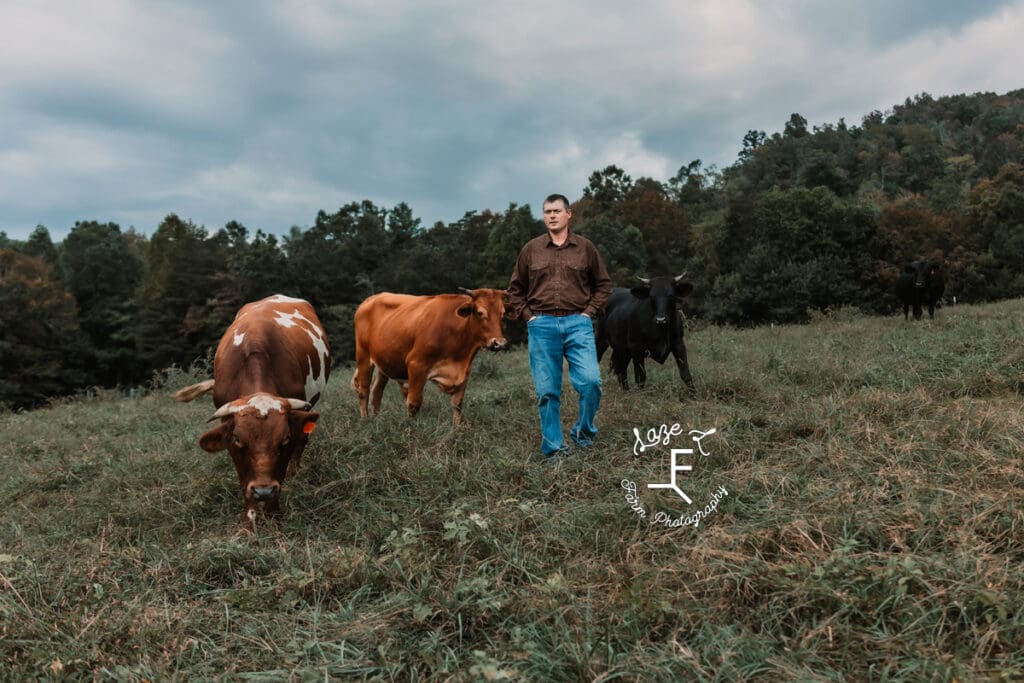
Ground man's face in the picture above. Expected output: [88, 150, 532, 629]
[543, 200, 571, 234]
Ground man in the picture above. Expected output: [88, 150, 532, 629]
[507, 194, 612, 463]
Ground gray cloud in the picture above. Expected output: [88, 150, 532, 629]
[1, 0, 1021, 240]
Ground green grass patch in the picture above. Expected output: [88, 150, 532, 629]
[1, 301, 1022, 680]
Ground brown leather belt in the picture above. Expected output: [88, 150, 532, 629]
[541, 309, 580, 317]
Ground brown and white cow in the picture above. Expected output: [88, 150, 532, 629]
[173, 295, 330, 520]
[352, 288, 508, 425]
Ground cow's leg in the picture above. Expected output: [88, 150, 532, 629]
[928, 299, 936, 319]
[352, 357, 374, 418]
[596, 327, 609, 362]
[903, 302, 910, 321]
[448, 382, 468, 426]
[672, 343, 697, 394]
[913, 295, 923, 320]
[369, 371, 388, 414]
[404, 366, 427, 418]
[631, 351, 647, 389]
[610, 348, 630, 389]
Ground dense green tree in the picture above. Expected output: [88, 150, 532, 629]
[967, 163, 1024, 297]
[131, 214, 227, 372]
[60, 221, 144, 385]
[738, 130, 767, 162]
[669, 159, 722, 217]
[212, 221, 293, 306]
[574, 216, 647, 285]
[0, 249, 84, 408]
[583, 165, 634, 211]
[481, 203, 543, 287]
[709, 187, 877, 323]
[22, 226, 60, 270]
[386, 202, 422, 246]
[614, 186, 689, 277]
[286, 201, 388, 306]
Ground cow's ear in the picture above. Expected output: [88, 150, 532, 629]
[457, 303, 474, 317]
[289, 410, 320, 435]
[199, 419, 234, 453]
[674, 281, 694, 297]
[630, 286, 651, 299]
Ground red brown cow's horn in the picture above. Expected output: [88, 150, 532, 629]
[287, 398, 312, 410]
[457, 287, 476, 297]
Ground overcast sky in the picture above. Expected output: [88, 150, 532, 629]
[2, 1, 1022, 241]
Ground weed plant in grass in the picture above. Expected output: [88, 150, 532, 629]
[1, 301, 1022, 680]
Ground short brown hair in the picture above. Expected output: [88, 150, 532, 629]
[543, 194, 571, 211]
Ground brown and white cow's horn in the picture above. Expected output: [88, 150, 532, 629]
[287, 398, 312, 411]
[457, 287, 475, 297]
[210, 403, 235, 420]
[636, 276, 651, 285]
[674, 272, 688, 283]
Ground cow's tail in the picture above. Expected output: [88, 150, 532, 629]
[173, 379, 215, 403]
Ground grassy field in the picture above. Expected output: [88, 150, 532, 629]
[1, 300, 1022, 681]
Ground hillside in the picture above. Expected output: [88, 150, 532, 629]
[1, 300, 1022, 680]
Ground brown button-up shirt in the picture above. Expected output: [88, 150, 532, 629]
[507, 231, 613, 321]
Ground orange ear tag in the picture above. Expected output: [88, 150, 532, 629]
[303, 421, 317, 435]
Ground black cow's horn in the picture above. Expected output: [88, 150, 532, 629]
[635, 276, 651, 285]
[674, 272, 688, 283]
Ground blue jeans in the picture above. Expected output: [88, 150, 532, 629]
[527, 314, 602, 455]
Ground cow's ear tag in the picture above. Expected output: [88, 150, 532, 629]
[303, 421, 317, 434]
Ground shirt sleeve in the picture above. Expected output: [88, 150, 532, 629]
[583, 242, 612, 318]
[506, 246, 533, 321]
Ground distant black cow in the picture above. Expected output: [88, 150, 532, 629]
[596, 274, 696, 393]
[896, 260, 945, 320]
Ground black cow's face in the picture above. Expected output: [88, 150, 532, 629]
[909, 261, 931, 288]
[631, 275, 694, 325]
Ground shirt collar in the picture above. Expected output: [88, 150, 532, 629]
[545, 230, 578, 248]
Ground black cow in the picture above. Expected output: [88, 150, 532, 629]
[896, 260, 945, 320]
[596, 274, 696, 393]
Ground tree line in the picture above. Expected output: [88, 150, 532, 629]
[2, 89, 1023, 409]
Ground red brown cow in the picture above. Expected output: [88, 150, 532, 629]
[352, 288, 508, 425]
[173, 295, 331, 520]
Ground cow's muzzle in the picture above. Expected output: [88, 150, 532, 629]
[488, 338, 508, 351]
[654, 315, 668, 325]
[248, 484, 280, 502]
